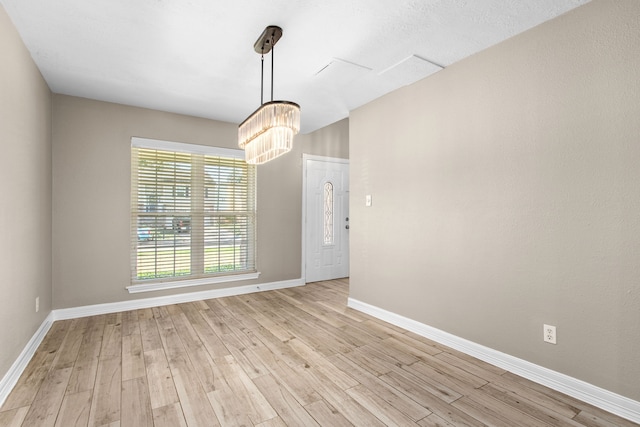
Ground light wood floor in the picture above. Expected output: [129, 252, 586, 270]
[0, 279, 636, 427]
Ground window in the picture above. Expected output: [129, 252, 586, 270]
[130, 138, 257, 290]
[323, 181, 334, 245]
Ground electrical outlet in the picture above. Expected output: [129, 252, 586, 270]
[543, 324, 556, 344]
[35, 297, 40, 313]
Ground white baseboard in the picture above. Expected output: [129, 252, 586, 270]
[54, 278, 304, 320]
[348, 297, 640, 425]
[0, 312, 54, 407]
[0, 278, 304, 407]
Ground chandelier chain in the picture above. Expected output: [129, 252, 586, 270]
[260, 52, 264, 106]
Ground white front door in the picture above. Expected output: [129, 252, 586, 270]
[304, 157, 349, 283]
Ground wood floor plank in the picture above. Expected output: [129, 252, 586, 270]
[218, 296, 262, 330]
[420, 353, 489, 389]
[206, 352, 279, 425]
[285, 337, 359, 390]
[289, 362, 351, 408]
[171, 367, 220, 427]
[358, 344, 421, 375]
[337, 316, 387, 344]
[346, 383, 423, 426]
[291, 295, 350, 329]
[279, 318, 344, 357]
[319, 298, 370, 320]
[250, 325, 308, 368]
[2, 279, 636, 427]
[0, 406, 29, 427]
[40, 320, 73, 353]
[99, 322, 122, 361]
[326, 397, 389, 427]
[152, 402, 188, 427]
[138, 310, 163, 352]
[271, 307, 354, 357]
[122, 332, 145, 381]
[156, 315, 220, 427]
[66, 337, 102, 394]
[453, 389, 552, 427]
[496, 372, 583, 419]
[354, 318, 404, 341]
[165, 305, 218, 393]
[121, 377, 153, 427]
[219, 331, 271, 379]
[202, 299, 242, 335]
[273, 297, 366, 351]
[272, 289, 306, 307]
[144, 348, 179, 409]
[81, 315, 107, 345]
[211, 354, 277, 423]
[253, 374, 321, 427]
[52, 318, 87, 370]
[227, 322, 267, 350]
[480, 382, 584, 426]
[573, 410, 635, 427]
[1, 346, 59, 410]
[575, 408, 640, 427]
[121, 310, 141, 337]
[436, 348, 507, 377]
[104, 311, 122, 326]
[407, 385, 487, 427]
[1, 321, 73, 410]
[207, 381, 254, 427]
[240, 294, 301, 341]
[87, 357, 121, 427]
[179, 301, 231, 359]
[338, 355, 483, 427]
[381, 368, 463, 406]
[417, 413, 456, 427]
[434, 350, 513, 392]
[286, 363, 388, 427]
[152, 306, 175, 332]
[381, 335, 444, 359]
[21, 366, 72, 427]
[304, 399, 353, 427]
[499, 372, 640, 427]
[254, 416, 288, 427]
[55, 390, 92, 427]
[330, 353, 432, 422]
[403, 359, 486, 397]
[252, 346, 323, 406]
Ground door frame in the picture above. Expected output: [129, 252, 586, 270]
[301, 154, 350, 283]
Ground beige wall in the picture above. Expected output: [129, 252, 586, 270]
[298, 118, 349, 160]
[350, 0, 640, 401]
[0, 7, 52, 380]
[52, 96, 347, 308]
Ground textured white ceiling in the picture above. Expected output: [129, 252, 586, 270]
[1, 0, 590, 133]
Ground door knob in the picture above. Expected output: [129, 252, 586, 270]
[345, 225, 349, 229]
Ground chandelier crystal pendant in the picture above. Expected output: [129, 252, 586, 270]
[238, 26, 300, 165]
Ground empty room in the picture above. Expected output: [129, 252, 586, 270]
[1, 0, 639, 426]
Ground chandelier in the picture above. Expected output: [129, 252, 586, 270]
[238, 26, 300, 165]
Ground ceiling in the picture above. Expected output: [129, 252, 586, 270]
[2, 0, 590, 134]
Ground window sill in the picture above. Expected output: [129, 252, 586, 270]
[126, 272, 261, 294]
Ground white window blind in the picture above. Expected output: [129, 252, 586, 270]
[131, 138, 256, 284]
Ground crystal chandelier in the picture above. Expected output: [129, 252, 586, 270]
[238, 26, 300, 165]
